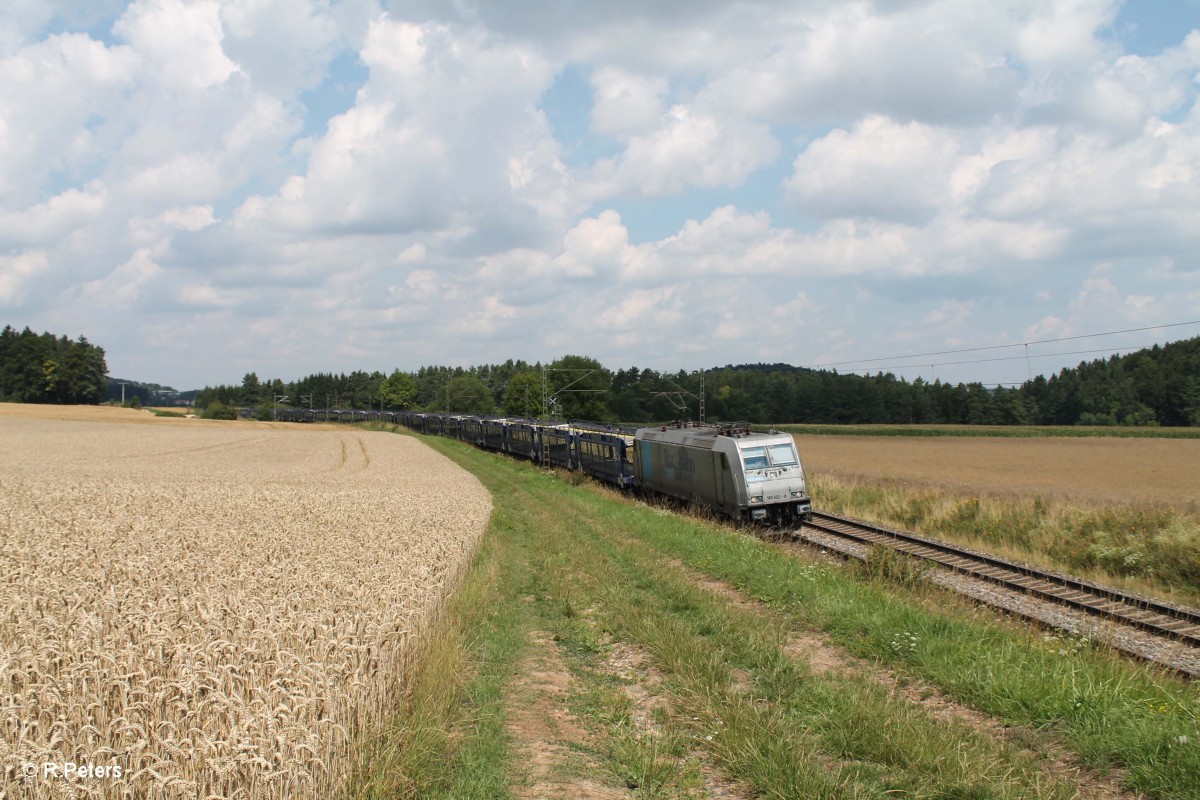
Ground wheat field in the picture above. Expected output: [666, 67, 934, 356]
[795, 434, 1200, 507]
[0, 407, 492, 799]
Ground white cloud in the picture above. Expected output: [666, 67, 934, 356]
[177, 281, 233, 309]
[589, 67, 668, 137]
[0, 250, 49, 308]
[1013, 0, 1116, 71]
[404, 269, 439, 300]
[934, 216, 1068, 266]
[127, 204, 215, 248]
[588, 105, 779, 197]
[113, 0, 237, 90]
[542, 204, 1071, 294]
[157, 205, 216, 231]
[973, 121, 1200, 259]
[698, 1, 1024, 125]
[0, 1, 129, 55]
[0, 33, 137, 203]
[596, 286, 681, 348]
[393, 243, 427, 265]
[79, 248, 165, 311]
[448, 294, 517, 338]
[507, 136, 575, 224]
[1122, 292, 1157, 322]
[125, 154, 231, 206]
[0, 185, 108, 248]
[555, 210, 630, 278]
[924, 299, 974, 326]
[233, 14, 564, 247]
[358, 16, 426, 76]
[218, 0, 344, 96]
[787, 116, 962, 223]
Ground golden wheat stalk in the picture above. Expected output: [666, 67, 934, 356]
[1, 412, 490, 799]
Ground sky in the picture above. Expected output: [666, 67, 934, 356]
[2, 0, 1199, 391]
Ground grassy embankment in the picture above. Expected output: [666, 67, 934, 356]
[349, 428, 1199, 800]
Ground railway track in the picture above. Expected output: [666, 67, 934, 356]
[800, 510, 1200, 656]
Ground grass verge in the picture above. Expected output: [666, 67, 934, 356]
[352, 428, 1200, 799]
[812, 472, 1200, 604]
[344, 512, 523, 798]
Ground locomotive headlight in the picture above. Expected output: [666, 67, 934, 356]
[750, 495, 763, 503]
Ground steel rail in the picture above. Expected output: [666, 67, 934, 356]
[804, 511, 1200, 649]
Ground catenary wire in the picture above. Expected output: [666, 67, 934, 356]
[840, 344, 1157, 375]
[810, 319, 1200, 369]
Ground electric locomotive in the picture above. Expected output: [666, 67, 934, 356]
[634, 422, 812, 524]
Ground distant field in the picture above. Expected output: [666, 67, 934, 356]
[794, 434, 1200, 508]
[1, 402, 225, 426]
[777, 423, 1200, 439]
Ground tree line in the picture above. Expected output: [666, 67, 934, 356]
[197, 337, 1200, 427]
[8, 322, 1192, 426]
[0, 326, 108, 405]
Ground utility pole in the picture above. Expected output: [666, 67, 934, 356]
[541, 365, 608, 464]
[541, 366, 604, 421]
[655, 370, 705, 423]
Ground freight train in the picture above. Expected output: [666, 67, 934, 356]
[270, 408, 813, 525]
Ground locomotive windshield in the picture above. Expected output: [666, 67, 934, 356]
[767, 443, 798, 466]
[740, 446, 769, 469]
[740, 442, 799, 469]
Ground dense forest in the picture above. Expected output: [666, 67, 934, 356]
[197, 336, 1200, 427]
[0, 326, 108, 404]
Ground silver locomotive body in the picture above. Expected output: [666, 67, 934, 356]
[633, 422, 812, 524]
